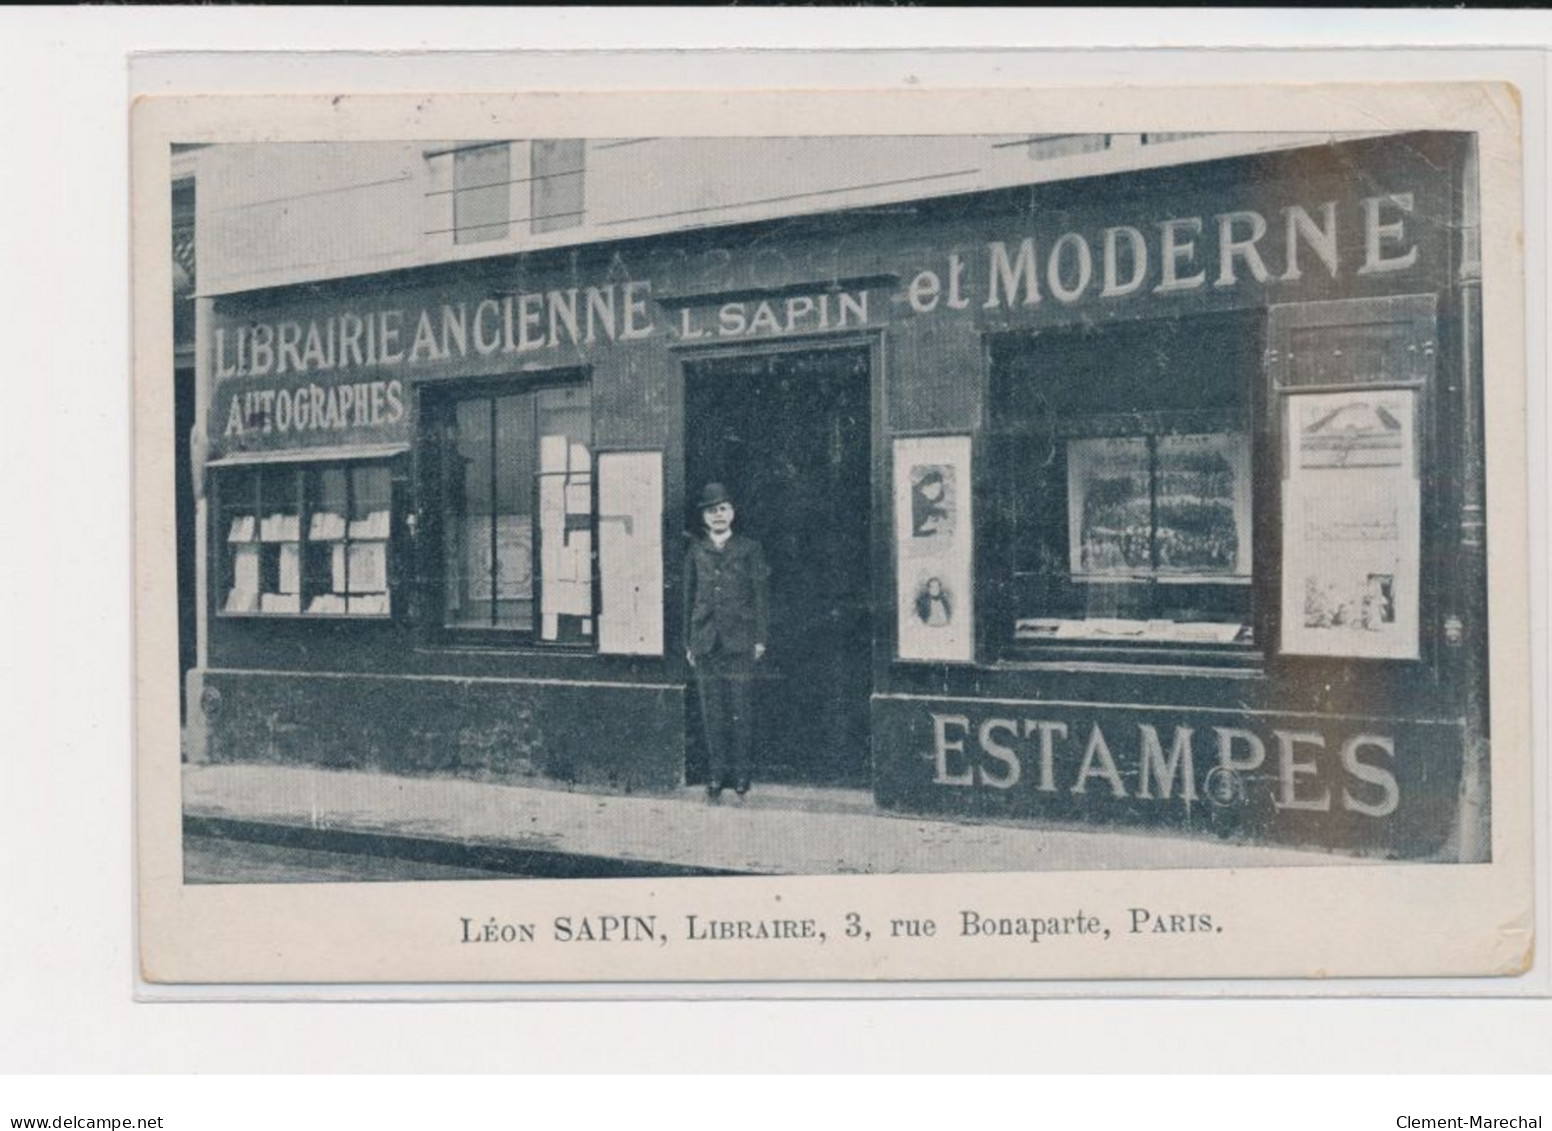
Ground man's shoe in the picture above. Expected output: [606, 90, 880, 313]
[706, 784, 723, 803]
[734, 780, 751, 797]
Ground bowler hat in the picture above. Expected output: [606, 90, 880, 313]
[696, 482, 733, 511]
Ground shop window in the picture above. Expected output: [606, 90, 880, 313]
[990, 313, 1261, 653]
[430, 380, 594, 644]
[218, 462, 395, 617]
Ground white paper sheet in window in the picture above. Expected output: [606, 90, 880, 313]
[277, 542, 301, 594]
[348, 593, 390, 616]
[227, 515, 255, 543]
[231, 543, 259, 596]
[260, 592, 301, 614]
[597, 451, 664, 656]
[539, 476, 566, 530]
[540, 434, 568, 473]
[348, 541, 388, 594]
[260, 513, 299, 542]
[224, 586, 259, 614]
[348, 510, 391, 539]
[309, 511, 346, 541]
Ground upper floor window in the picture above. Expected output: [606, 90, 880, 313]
[430, 141, 587, 244]
[530, 139, 585, 234]
[452, 143, 511, 245]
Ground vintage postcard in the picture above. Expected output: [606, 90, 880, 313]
[132, 79, 1535, 989]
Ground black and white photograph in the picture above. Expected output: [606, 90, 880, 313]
[131, 83, 1534, 985]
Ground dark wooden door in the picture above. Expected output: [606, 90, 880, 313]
[684, 346, 873, 786]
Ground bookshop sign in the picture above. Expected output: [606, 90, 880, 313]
[208, 178, 1436, 456]
[872, 698, 1465, 856]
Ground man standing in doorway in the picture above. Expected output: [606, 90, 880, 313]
[685, 482, 770, 802]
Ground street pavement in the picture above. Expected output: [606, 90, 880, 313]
[184, 834, 509, 883]
[183, 763, 1363, 877]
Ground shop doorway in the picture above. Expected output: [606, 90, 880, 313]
[683, 345, 873, 787]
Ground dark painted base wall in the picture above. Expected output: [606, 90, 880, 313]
[202, 671, 686, 792]
[870, 694, 1468, 861]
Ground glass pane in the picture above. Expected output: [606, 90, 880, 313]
[220, 470, 259, 613]
[492, 395, 535, 630]
[494, 396, 534, 516]
[1155, 433, 1250, 579]
[352, 464, 391, 518]
[530, 139, 585, 234]
[537, 385, 593, 640]
[453, 144, 510, 244]
[301, 468, 343, 613]
[537, 384, 591, 452]
[455, 399, 492, 514]
[444, 399, 491, 628]
[256, 467, 301, 613]
[1066, 436, 1151, 577]
[350, 464, 392, 539]
[1015, 433, 1252, 645]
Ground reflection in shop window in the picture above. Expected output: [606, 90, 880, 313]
[991, 314, 1258, 650]
[438, 382, 594, 643]
[219, 462, 395, 618]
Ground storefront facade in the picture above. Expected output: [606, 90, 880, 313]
[193, 131, 1486, 860]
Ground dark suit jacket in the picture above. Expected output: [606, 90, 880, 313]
[683, 533, 771, 660]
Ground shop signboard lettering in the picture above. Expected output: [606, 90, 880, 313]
[925, 710, 1400, 815]
[220, 378, 405, 440]
[871, 698, 1464, 856]
[209, 182, 1433, 455]
[212, 189, 1426, 377]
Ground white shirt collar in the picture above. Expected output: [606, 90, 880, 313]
[708, 529, 733, 549]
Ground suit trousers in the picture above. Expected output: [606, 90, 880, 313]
[694, 647, 755, 789]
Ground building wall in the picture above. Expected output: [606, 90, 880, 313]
[193, 132, 1481, 856]
[193, 133, 1374, 296]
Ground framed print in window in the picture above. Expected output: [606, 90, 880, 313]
[893, 435, 974, 663]
[1279, 389, 1421, 659]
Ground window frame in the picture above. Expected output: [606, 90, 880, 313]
[987, 312, 1270, 669]
[418, 371, 597, 651]
[1264, 294, 1439, 665]
[451, 141, 513, 246]
[212, 456, 405, 622]
[425, 140, 587, 246]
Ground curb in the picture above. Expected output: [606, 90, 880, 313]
[183, 815, 753, 880]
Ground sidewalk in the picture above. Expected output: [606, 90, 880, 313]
[183, 763, 1365, 876]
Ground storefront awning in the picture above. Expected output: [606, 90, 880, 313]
[206, 442, 411, 468]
